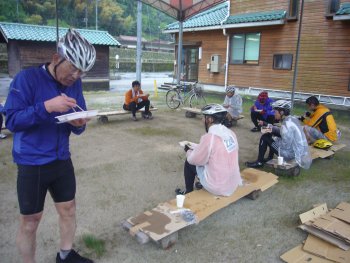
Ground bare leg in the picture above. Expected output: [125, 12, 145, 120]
[16, 212, 43, 263]
[55, 199, 76, 250]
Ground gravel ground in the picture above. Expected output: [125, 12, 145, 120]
[0, 91, 349, 263]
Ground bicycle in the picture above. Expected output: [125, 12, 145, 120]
[165, 81, 206, 109]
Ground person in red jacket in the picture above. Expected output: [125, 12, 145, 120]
[123, 80, 153, 121]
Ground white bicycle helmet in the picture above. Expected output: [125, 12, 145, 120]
[202, 104, 227, 124]
[57, 28, 96, 72]
[226, 86, 235, 93]
[272, 100, 291, 115]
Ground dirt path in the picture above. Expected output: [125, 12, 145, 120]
[0, 95, 349, 263]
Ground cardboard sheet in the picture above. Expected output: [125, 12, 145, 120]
[127, 168, 278, 242]
[309, 146, 335, 159]
[298, 224, 350, 250]
[329, 202, 350, 224]
[299, 203, 328, 224]
[312, 214, 350, 242]
[303, 235, 350, 263]
[280, 244, 333, 263]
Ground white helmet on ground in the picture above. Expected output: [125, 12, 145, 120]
[226, 85, 236, 93]
[57, 28, 96, 72]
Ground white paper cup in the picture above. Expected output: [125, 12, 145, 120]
[278, 156, 284, 165]
[176, 195, 185, 208]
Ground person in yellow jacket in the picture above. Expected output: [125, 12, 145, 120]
[123, 80, 153, 121]
[299, 96, 337, 142]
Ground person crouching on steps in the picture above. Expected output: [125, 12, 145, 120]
[175, 104, 242, 196]
[123, 80, 153, 121]
[245, 100, 312, 169]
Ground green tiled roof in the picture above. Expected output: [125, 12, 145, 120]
[165, 1, 228, 30]
[0, 22, 120, 46]
[223, 10, 286, 25]
[336, 3, 350, 15]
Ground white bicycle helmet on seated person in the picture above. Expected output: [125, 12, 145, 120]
[272, 100, 291, 116]
[202, 104, 227, 124]
[226, 85, 236, 93]
[57, 28, 96, 72]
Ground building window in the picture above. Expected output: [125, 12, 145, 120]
[230, 33, 261, 65]
[273, 54, 293, 70]
[326, 0, 340, 16]
[288, 0, 299, 20]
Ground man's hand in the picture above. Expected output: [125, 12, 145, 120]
[223, 104, 229, 108]
[69, 118, 90, 127]
[44, 95, 76, 113]
[260, 110, 265, 115]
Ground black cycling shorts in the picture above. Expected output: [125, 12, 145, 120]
[17, 158, 76, 215]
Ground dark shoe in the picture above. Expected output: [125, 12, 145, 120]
[245, 161, 264, 168]
[132, 116, 137, 121]
[195, 181, 203, 190]
[175, 188, 187, 195]
[250, 127, 260, 132]
[56, 250, 93, 263]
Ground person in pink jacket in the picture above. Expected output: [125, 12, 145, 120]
[175, 104, 242, 196]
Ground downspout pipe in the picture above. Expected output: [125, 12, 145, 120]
[222, 1, 231, 89]
[291, 0, 304, 112]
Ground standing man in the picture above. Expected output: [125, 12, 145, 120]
[4, 29, 95, 263]
[299, 96, 338, 143]
[175, 104, 242, 196]
[250, 91, 275, 132]
[123, 80, 153, 121]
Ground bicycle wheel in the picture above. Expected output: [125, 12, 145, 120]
[166, 89, 181, 109]
[189, 93, 206, 109]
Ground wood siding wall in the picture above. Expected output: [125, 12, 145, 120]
[180, 30, 227, 85]
[177, 0, 350, 97]
[7, 41, 110, 85]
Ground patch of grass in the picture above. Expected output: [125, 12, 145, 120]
[128, 126, 183, 137]
[82, 234, 106, 258]
[276, 150, 350, 185]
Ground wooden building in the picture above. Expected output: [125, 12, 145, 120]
[164, 0, 350, 106]
[0, 22, 120, 91]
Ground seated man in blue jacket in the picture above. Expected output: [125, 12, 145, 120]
[4, 29, 94, 263]
[250, 91, 275, 132]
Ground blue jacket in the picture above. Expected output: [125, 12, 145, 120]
[251, 97, 275, 120]
[4, 65, 86, 165]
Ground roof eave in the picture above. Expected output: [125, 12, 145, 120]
[333, 14, 350, 20]
[0, 27, 8, 43]
[163, 25, 223, 33]
[163, 19, 286, 33]
[222, 19, 285, 29]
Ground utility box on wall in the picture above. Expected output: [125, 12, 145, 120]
[210, 54, 220, 73]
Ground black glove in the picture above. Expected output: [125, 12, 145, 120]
[184, 144, 190, 152]
[298, 116, 305, 122]
[305, 111, 311, 117]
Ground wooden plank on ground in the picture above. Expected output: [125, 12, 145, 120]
[97, 107, 158, 117]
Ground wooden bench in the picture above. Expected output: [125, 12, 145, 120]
[265, 143, 346, 176]
[121, 168, 278, 249]
[97, 107, 158, 123]
[182, 107, 244, 125]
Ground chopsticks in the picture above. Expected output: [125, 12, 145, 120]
[61, 93, 84, 112]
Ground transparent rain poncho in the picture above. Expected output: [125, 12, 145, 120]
[274, 116, 312, 169]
